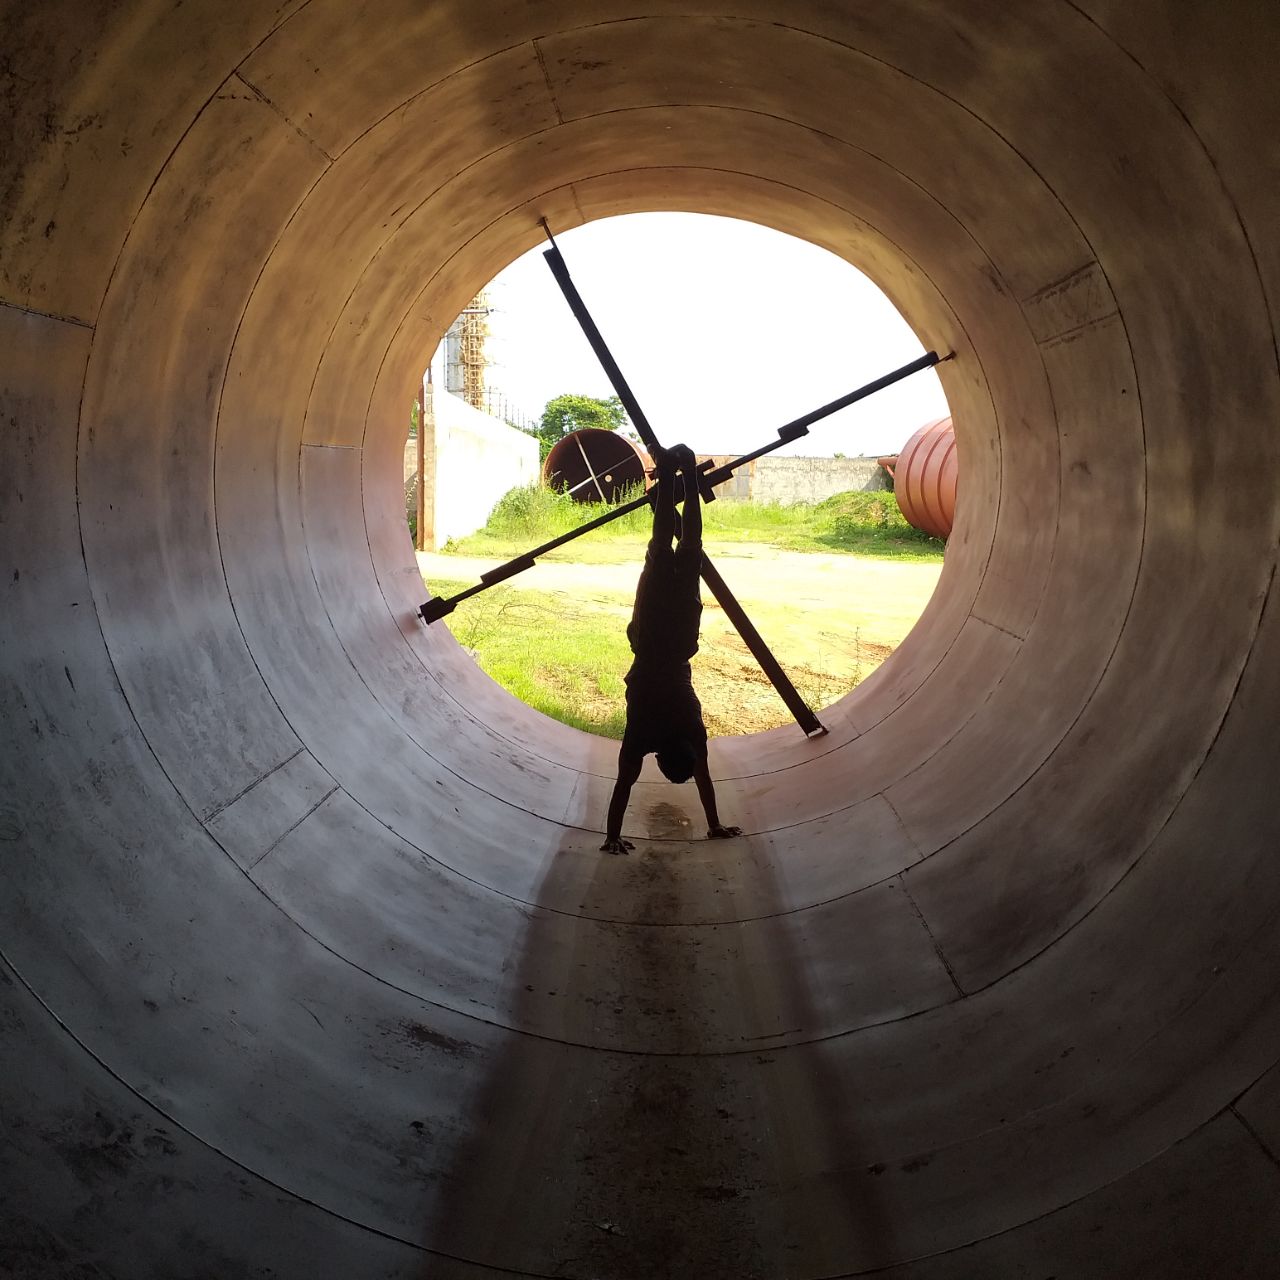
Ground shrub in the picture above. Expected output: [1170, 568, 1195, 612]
[812, 489, 941, 550]
[481, 481, 652, 542]
[815, 490, 901, 527]
[448, 483, 943, 559]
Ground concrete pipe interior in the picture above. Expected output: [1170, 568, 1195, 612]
[3, 4, 1280, 1276]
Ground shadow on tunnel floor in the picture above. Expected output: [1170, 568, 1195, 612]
[419, 785, 894, 1277]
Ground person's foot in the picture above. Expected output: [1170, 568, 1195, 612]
[707, 824, 742, 840]
[600, 836, 635, 855]
[651, 445, 679, 475]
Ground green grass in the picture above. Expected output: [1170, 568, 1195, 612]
[427, 484, 944, 737]
[430, 576, 634, 738]
[799, 490, 947, 560]
[442, 483, 945, 563]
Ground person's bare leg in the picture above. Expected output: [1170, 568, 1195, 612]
[673, 444, 701, 552]
[694, 756, 742, 839]
[649, 447, 678, 548]
[602, 745, 644, 853]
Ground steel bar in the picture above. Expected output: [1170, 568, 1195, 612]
[562, 453, 643, 498]
[697, 555, 826, 736]
[573, 431, 609, 503]
[662, 499, 825, 734]
[418, 350, 943, 622]
[539, 222, 662, 454]
[419, 491, 652, 620]
[704, 351, 948, 484]
[422, 498, 824, 737]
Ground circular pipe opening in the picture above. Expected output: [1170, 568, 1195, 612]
[5, 7, 1278, 1276]
[407, 213, 957, 747]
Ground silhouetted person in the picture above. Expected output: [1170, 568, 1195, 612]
[601, 444, 743, 854]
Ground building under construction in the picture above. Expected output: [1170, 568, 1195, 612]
[443, 290, 490, 410]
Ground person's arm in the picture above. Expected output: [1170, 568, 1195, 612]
[601, 743, 644, 853]
[694, 757, 742, 839]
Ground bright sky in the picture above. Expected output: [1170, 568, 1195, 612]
[479, 212, 950, 458]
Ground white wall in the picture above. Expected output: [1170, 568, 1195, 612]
[430, 387, 539, 547]
[749, 455, 889, 504]
[692, 453, 890, 504]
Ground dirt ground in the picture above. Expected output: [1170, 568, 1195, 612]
[418, 544, 943, 736]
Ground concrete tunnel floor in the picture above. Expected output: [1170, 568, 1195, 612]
[3, 3, 1280, 1276]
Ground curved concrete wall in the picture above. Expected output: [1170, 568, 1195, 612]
[3, 3, 1279, 1275]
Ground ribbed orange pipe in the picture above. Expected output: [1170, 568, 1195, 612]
[894, 415, 957, 538]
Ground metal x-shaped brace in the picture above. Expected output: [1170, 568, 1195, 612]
[419, 218, 951, 738]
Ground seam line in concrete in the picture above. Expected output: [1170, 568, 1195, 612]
[233, 70, 336, 162]
[0, 297, 94, 329]
[86, 57, 311, 330]
[557, 770, 584, 826]
[1020, 261, 1097, 306]
[250, 783, 341, 869]
[201, 746, 308, 823]
[1186, 560, 1276, 773]
[880, 792, 925, 864]
[1036, 309, 1120, 349]
[1229, 1104, 1280, 1172]
[899, 874, 966, 998]
[1062, 0, 1280, 394]
[303, 441, 358, 450]
[969, 611, 1026, 643]
[532, 39, 565, 124]
[821, 1116, 1265, 1277]
[0, 948, 532, 1277]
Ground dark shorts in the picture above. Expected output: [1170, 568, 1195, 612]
[622, 662, 708, 758]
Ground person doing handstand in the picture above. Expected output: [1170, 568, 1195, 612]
[600, 444, 742, 855]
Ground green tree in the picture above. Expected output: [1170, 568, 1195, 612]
[537, 393, 627, 461]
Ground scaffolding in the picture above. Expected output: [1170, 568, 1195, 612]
[440, 291, 538, 434]
[480, 387, 539, 435]
[444, 291, 491, 410]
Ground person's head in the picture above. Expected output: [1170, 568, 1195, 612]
[655, 738, 699, 784]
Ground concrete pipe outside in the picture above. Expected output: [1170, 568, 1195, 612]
[893, 417, 958, 539]
[2, 3, 1279, 1276]
[544, 427, 652, 503]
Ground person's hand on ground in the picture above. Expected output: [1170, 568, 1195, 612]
[600, 836, 636, 855]
[707, 824, 742, 839]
